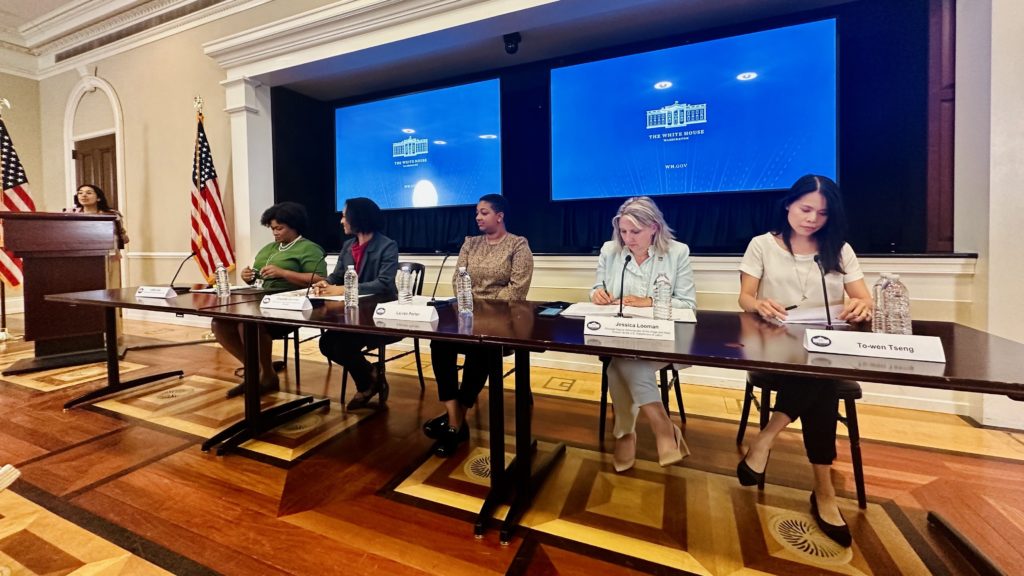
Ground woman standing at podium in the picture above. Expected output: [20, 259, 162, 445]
[74, 184, 129, 288]
[589, 196, 695, 472]
[736, 174, 873, 547]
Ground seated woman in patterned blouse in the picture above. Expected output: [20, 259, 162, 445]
[422, 194, 534, 457]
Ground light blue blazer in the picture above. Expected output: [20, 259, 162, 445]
[590, 240, 697, 309]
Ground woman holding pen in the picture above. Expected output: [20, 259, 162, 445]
[736, 174, 872, 547]
[590, 196, 696, 472]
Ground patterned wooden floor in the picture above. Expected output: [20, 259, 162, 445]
[1, 317, 1022, 575]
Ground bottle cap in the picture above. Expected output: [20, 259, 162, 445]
[458, 266, 467, 273]
[347, 265, 354, 270]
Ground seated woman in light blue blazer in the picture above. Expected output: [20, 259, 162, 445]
[590, 196, 697, 472]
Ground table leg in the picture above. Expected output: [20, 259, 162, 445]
[64, 307, 183, 410]
[475, 345, 511, 537]
[499, 349, 565, 544]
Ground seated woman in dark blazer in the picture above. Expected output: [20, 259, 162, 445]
[314, 197, 400, 410]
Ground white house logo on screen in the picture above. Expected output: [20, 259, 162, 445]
[586, 320, 602, 330]
[646, 101, 707, 129]
[392, 137, 428, 157]
[810, 335, 833, 348]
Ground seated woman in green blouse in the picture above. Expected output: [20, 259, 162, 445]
[212, 202, 327, 398]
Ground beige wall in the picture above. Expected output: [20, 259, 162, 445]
[34, 0, 337, 287]
[0, 71, 41, 297]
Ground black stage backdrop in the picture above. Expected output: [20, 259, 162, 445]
[272, 0, 928, 256]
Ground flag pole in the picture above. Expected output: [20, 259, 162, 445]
[0, 98, 14, 342]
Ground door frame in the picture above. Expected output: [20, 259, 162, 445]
[64, 74, 127, 286]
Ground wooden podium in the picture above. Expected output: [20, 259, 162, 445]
[1, 212, 116, 375]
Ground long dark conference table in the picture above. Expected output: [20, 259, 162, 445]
[47, 288, 1024, 570]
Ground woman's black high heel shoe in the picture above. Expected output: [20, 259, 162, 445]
[736, 450, 769, 486]
[432, 424, 469, 458]
[810, 492, 852, 547]
[422, 413, 450, 439]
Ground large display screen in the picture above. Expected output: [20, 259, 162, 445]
[334, 79, 501, 210]
[550, 19, 837, 200]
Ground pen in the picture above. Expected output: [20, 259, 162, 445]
[785, 304, 798, 311]
[602, 281, 608, 292]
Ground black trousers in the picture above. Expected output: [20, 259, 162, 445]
[319, 331, 399, 392]
[761, 373, 840, 466]
[430, 340, 502, 408]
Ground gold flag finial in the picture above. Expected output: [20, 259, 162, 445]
[193, 95, 203, 117]
[0, 98, 10, 118]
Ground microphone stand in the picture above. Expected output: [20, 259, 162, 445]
[305, 251, 329, 299]
[616, 254, 632, 317]
[427, 251, 455, 307]
[169, 251, 198, 293]
[813, 254, 834, 330]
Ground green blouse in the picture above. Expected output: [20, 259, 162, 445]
[251, 237, 327, 291]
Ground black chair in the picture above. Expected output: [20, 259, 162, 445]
[340, 262, 427, 403]
[279, 328, 323, 390]
[737, 372, 866, 509]
[598, 358, 686, 441]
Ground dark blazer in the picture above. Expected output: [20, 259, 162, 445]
[327, 233, 399, 297]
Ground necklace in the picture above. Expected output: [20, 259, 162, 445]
[793, 255, 813, 301]
[277, 235, 302, 251]
[259, 236, 303, 273]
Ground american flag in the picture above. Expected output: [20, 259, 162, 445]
[190, 114, 235, 283]
[0, 116, 37, 287]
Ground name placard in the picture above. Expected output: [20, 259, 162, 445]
[373, 303, 438, 322]
[260, 293, 312, 311]
[803, 329, 946, 363]
[583, 315, 675, 341]
[136, 286, 177, 299]
[373, 317, 440, 332]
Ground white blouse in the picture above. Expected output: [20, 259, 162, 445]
[739, 233, 863, 308]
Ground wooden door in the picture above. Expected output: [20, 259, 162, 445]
[73, 134, 117, 209]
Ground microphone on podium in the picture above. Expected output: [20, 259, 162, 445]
[813, 254, 833, 330]
[169, 251, 198, 293]
[616, 254, 632, 317]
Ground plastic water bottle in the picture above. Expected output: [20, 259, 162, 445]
[871, 273, 891, 333]
[456, 266, 473, 314]
[652, 272, 673, 320]
[214, 262, 230, 298]
[883, 274, 912, 335]
[397, 264, 413, 305]
[344, 265, 359, 308]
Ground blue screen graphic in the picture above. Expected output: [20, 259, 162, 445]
[335, 79, 502, 210]
[550, 19, 837, 200]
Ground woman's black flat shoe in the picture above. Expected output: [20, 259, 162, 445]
[736, 457, 765, 486]
[422, 413, 449, 439]
[432, 424, 469, 458]
[810, 492, 852, 547]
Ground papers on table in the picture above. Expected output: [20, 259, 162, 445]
[781, 305, 847, 325]
[561, 302, 697, 323]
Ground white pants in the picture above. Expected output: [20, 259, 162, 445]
[607, 357, 672, 438]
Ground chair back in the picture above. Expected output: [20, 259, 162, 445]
[399, 261, 427, 295]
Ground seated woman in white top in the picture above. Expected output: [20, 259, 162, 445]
[590, 196, 696, 473]
[736, 174, 872, 548]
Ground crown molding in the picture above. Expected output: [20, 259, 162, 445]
[0, 46, 41, 79]
[203, 0, 554, 74]
[19, 0, 149, 49]
[33, 0, 270, 79]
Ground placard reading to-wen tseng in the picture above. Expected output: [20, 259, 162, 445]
[583, 315, 675, 341]
[803, 329, 946, 363]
